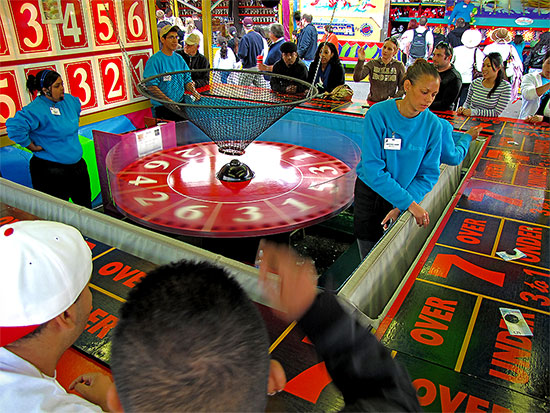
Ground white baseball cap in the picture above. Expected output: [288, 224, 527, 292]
[0, 221, 92, 346]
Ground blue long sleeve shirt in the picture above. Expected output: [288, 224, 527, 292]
[143, 50, 192, 107]
[356, 100, 442, 211]
[439, 117, 471, 166]
[448, 1, 475, 24]
[6, 94, 83, 164]
[297, 24, 318, 61]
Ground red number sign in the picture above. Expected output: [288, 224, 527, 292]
[0, 16, 10, 56]
[90, 0, 118, 47]
[23, 64, 57, 100]
[8, 0, 53, 54]
[57, 0, 89, 50]
[98, 56, 127, 105]
[123, 0, 148, 43]
[64, 61, 98, 110]
[0, 70, 23, 132]
[128, 52, 150, 98]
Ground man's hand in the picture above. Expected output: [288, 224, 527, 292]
[457, 107, 472, 116]
[258, 62, 268, 71]
[27, 142, 43, 152]
[286, 84, 297, 94]
[382, 207, 400, 231]
[69, 372, 113, 412]
[357, 47, 366, 61]
[257, 240, 317, 323]
[466, 125, 482, 140]
[526, 114, 543, 124]
[408, 201, 430, 228]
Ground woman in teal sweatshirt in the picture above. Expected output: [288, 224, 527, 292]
[6, 70, 91, 208]
[354, 59, 443, 258]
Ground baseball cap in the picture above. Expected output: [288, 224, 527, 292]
[243, 17, 254, 27]
[0, 221, 92, 347]
[160, 25, 179, 38]
[280, 41, 297, 54]
[185, 33, 200, 46]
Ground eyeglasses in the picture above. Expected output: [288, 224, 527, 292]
[165, 35, 179, 40]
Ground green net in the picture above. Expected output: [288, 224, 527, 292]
[137, 68, 317, 156]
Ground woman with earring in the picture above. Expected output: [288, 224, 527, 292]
[6, 69, 91, 208]
[457, 52, 512, 117]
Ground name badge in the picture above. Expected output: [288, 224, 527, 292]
[384, 137, 401, 150]
[163, 75, 172, 82]
[50, 107, 61, 116]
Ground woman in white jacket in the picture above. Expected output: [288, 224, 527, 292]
[213, 36, 237, 84]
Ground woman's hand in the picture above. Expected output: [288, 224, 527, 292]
[525, 114, 543, 124]
[408, 201, 430, 228]
[27, 142, 43, 152]
[457, 107, 471, 116]
[381, 207, 400, 231]
[466, 125, 483, 140]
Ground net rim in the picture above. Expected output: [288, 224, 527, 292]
[137, 68, 319, 109]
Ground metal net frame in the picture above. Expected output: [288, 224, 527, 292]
[137, 68, 318, 156]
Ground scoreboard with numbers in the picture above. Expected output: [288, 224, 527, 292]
[0, 0, 154, 135]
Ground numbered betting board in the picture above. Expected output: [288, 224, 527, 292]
[0, 202, 344, 411]
[0, 0, 153, 134]
[377, 116, 549, 412]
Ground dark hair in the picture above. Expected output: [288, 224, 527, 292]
[217, 35, 228, 59]
[313, 42, 341, 66]
[302, 13, 313, 23]
[513, 34, 524, 45]
[435, 41, 453, 58]
[456, 17, 465, 28]
[26, 70, 61, 95]
[111, 260, 270, 412]
[484, 52, 506, 98]
[293, 11, 301, 22]
[405, 58, 440, 85]
[324, 24, 333, 33]
[280, 41, 298, 54]
[407, 19, 418, 30]
[384, 36, 399, 49]
[419, 17, 427, 26]
[528, 32, 550, 66]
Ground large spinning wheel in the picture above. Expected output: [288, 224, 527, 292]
[106, 69, 360, 237]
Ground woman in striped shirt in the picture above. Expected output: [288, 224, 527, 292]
[457, 52, 511, 117]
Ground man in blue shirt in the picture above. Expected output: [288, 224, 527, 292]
[143, 25, 200, 121]
[237, 17, 267, 87]
[258, 23, 285, 80]
[448, 0, 475, 25]
[297, 14, 318, 69]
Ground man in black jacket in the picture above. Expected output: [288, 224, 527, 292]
[430, 42, 462, 112]
[94, 241, 421, 412]
[176, 33, 210, 91]
[271, 41, 309, 94]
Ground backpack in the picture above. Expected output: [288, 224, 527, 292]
[409, 29, 428, 58]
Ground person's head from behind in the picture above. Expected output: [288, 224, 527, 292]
[269, 23, 284, 41]
[418, 16, 427, 26]
[27, 69, 64, 102]
[432, 42, 453, 70]
[541, 50, 550, 80]
[455, 17, 465, 28]
[110, 260, 271, 412]
[324, 24, 333, 33]
[0, 221, 92, 359]
[280, 41, 298, 67]
[381, 37, 399, 62]
[316, 42, 340, 66]
[514, 33, 524, 45]
[407, 19, 418, 30]
[403, 59, 440, 113]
